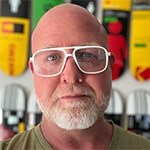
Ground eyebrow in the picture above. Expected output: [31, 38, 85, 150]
[42, 43, 100, 49]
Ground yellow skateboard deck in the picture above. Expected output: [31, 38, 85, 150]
[129, 2, 150, 81]
[0, 0, 31, 76]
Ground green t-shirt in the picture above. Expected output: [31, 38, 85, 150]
[0, 123, 150, 150]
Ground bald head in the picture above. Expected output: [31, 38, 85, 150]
[32, 4, 107, 52]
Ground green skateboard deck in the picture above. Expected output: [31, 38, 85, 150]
[32, 0, 64, 30]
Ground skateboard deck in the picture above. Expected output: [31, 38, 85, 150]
[70, 0, 98, 16]
[102, 0, 131, 80]
[105, 89, 125, 127]
[27, 91, 42, 130]
[126, 89, 150, 139]
[129, 1, 150, 81]
[0, 84, 26, 140]
[0, 0, 31, 76]
[32, 0, 64, 30]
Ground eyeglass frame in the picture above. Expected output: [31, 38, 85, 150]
[30, 45, 112, 77]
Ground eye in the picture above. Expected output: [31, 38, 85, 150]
[44, 51, 64, 62]
[83, 52, 94, 58]
[77, 52, 96, 60]
[47, 54, 59, 61]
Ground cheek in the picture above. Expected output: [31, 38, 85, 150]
[88, 73, 112, 99]
[33, 76, 59, 101]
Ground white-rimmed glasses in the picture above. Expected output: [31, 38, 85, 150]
[30, 45, 111, 77]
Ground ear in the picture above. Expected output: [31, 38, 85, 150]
[109, 52, 115, 70]
[28, 59, 34, 74]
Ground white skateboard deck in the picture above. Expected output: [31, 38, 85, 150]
[27, 91, 41, 130]
[105, 89, 125, 127]
[0, 84, 26, 140]
[126, 89, 150, 139]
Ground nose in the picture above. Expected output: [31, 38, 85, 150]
[60, 57, 84, 84]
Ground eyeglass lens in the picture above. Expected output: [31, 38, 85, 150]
[75, 47, 106, 72]
[33, 47, 107, 76]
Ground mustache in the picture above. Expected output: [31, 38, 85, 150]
[51, 83, 96, 104]
[62, 83, 95, 96]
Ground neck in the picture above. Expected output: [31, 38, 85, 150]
[40, 117, 113, 150]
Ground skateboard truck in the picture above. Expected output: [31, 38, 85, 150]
[9, 0, 21, 13]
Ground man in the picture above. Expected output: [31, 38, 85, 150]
[0, 3, 150, 150]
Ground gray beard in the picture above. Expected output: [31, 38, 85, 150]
[38, 94, 110, 130]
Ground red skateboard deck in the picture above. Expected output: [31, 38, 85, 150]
[102, 0, 131, 80]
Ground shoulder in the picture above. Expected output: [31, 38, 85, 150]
[0, 125, 52, 150]
[110, 124, 150, 149]
[0, 127, 37, 150]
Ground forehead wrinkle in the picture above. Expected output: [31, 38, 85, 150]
[32, 4, 99, 37]
[32, 4, 108, 53]
[36, 42, 102, 50]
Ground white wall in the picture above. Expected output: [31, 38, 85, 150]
[0, 67, 150, 101]
[112, 69, 150, 100]
[0, 69, 33, 96]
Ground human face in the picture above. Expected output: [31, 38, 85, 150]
[30, 5, 113, 130]
[31, 46, 112, 130]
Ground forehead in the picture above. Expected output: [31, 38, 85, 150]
[32, 5, 107, 53]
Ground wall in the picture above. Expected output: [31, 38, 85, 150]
[0, 69, 33, 96]
[0, 67, 150, 101]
